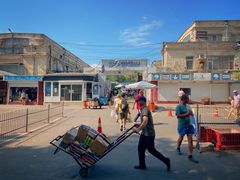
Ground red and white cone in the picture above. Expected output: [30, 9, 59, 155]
[97, 117, 102, 133]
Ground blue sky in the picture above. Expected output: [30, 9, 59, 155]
[1, 0, 240, 66]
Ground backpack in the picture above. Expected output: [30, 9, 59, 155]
[121, 99, 128, 111]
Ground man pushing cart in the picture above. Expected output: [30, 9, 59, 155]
[50, 96, 170, 177]
[50, 124, 136, 177]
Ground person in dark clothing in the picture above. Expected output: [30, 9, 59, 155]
[133, 96, 171, 171]
[106, 89, 113, 108]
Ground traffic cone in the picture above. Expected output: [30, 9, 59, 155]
[97, 117, 102, 133]
[168, 108, 173, 117]
[213, 108, 219, 118]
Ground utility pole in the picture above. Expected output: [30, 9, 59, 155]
[48, 45, 52, 73]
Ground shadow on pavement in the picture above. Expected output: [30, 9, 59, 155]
[1, 134, 240, 180]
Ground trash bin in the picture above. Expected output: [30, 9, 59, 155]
[149, 102, 155, 112]
[83, 100, 87, 109]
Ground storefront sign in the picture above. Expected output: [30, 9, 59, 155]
[171, 74, 180, 80]
[222, 73, 231, 80]
[102, 59, 147, 68]
[93, 84, 99, 95]
[4, 76, 42, 81]
[152, 73, 160, 80]
[181, 74, 191, 80]
[161, 74, 171, 80]
[193, 73, 211, 81]
[212, 73, 220, 80]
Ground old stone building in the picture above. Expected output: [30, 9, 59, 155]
[0, 33, 90, 76]
[162, 20, 240, 72]
[0, 33, 91, 105]
[150, 20, 240, 103]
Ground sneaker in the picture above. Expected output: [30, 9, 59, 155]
[134, 165, 147, 170]
[165, 158, 171, 171]
[188, 156, 199, 164]
[177, 148, 182, 155]
[123, 127, 127, 131]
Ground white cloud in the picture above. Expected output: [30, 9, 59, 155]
[120, 20, 162, 46]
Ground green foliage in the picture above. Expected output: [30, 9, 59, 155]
[106, 74, 137, 83]
[232, 72, 240, 80]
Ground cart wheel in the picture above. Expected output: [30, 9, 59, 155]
[79, 168, 88, 177]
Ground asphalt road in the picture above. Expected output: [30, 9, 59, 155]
[0, 104, 239, 180]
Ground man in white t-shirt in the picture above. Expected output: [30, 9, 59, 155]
[233, 90, 240, 119]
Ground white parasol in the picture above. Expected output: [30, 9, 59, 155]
[125, 81, 156, 89]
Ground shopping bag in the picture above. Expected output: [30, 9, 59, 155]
[191, 115, 197, 134]
[110, 109, 115, 119]
[114, 113, 119, 121]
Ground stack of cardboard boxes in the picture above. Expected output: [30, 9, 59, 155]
[59, 125, 111, 166]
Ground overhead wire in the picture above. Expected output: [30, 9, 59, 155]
[58, 41, 163, 65]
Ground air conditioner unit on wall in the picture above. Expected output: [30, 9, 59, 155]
[236, 41, 240, 47]
[198, 54, 207, 59]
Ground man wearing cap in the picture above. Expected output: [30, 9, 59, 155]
[134, 96, 171, 171]
[233, 90, 240, 119]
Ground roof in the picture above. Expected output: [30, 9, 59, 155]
[0, 33, 90, 68]
[43, 73, 98, 81]
[0, 70, 17, 76]
[44, 73, 97, 77]
[177, 20, 240, 42]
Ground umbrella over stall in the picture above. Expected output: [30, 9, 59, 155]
[115, 84, 127, 88]
[125, 81, 156, 89]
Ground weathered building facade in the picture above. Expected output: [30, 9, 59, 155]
[0, 33, 90, 75]
[162, 20, 240, 72]
[0, 33, 90, 104]
[150, 20, 240, 103]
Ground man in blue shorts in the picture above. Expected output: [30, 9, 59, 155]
[175, 94, 198, 163]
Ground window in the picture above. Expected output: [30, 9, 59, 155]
[207, 34, 222, 42]
[45, 82, 51, 96]
[72, 85, 82, 101]
[92, 83, 99, 95]
[53, 82, 59, 96]
[60, 84, 83, 101]
[196, 31, 207, 41]
[86, 83, 92, 99]
[207, 56, 234, 70]
[208, 60, 213, 70]
[231, 34, 240, 42]
[186, 56, 193, 70]
[61, 85, 71, 101]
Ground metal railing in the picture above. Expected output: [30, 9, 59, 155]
[194, 104, 240, 150]
[0, 103, 64, 142]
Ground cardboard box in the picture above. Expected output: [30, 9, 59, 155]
[75, 127, 88, 142]
[89, 140, 108, 157]
[62, 128, 78, 144]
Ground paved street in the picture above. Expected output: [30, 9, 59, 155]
[0, 104, 240, 180]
